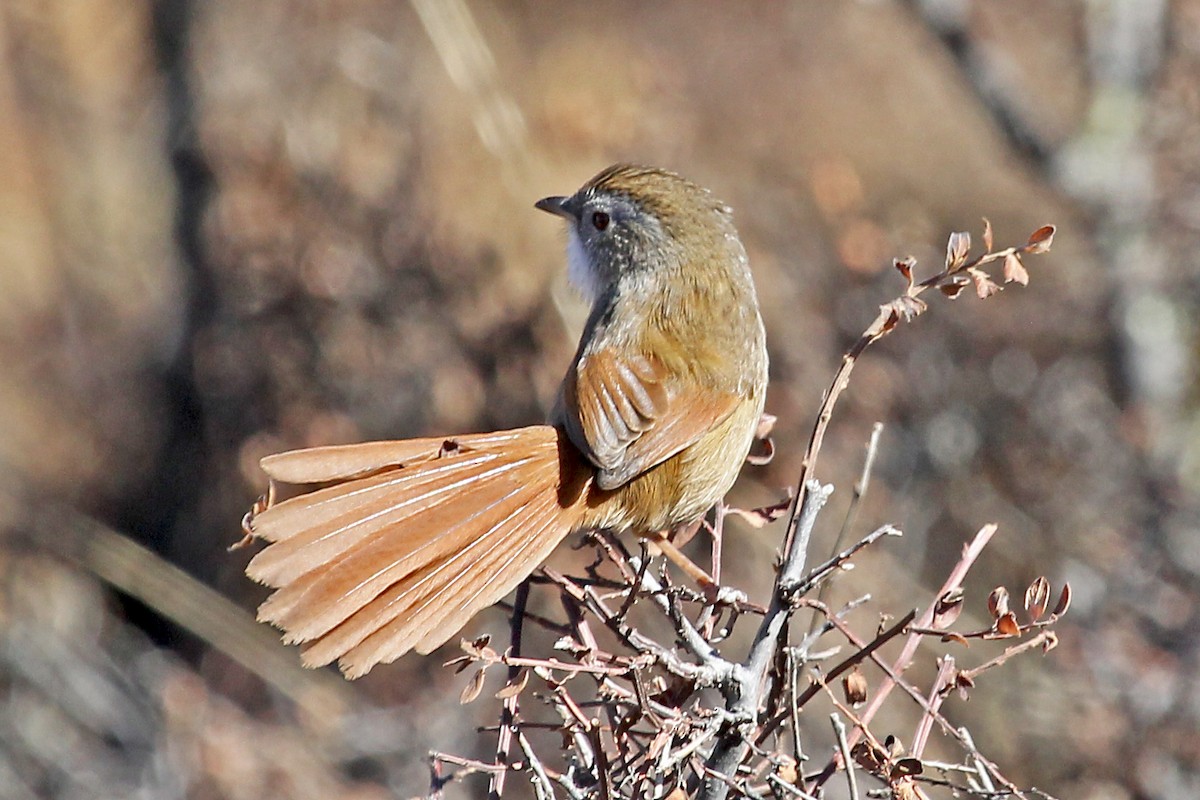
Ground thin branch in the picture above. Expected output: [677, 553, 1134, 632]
[829, 714, 860, 800]
[835, 422, 884, 555]
[517, 732, 557, 800]
[911, 655, 956, 759]
[959, 631, 1058, 684]
[794, 608, 916, 712]
[792, 523, 902, 599]
[853, 524, 998, 741]
[488, 579, 530, 800]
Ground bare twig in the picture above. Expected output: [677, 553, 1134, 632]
[911, 654, 956, 759]
[959, 632, 1059, 684]
[835, 422, 884, 555]
[488, 579, 530, 800]
[792, 523, 902, 599]
[794, 608, 917, 713]
[855, 523, 998, 738]
[830, 714, 859, 800]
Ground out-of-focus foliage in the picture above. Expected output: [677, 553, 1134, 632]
[1, 1, 1197, 798]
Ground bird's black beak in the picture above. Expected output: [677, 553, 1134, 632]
[535, 195, 576, 220]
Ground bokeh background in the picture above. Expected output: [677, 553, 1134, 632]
[2, 1, 1199, 798]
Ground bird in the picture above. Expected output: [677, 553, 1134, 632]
[241, 164, 769, 678]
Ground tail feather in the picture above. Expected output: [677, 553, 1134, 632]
[251, 451, 498, 547]
[244, 425, 591, 678]
[306, 463, 563, 675]
[260, 454, 544, 642]
[259, 429, 534, 484]
[250, 451, 529, 612]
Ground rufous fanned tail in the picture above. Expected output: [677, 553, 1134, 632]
[245, 425, 591, 678]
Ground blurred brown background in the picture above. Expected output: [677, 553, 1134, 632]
[1, 1, 1198, 798]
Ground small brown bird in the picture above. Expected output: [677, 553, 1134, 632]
[243, 165, 769, 678]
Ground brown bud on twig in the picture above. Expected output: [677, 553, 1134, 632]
[852, 740, 889, 774]
[894, 256, 916, 291]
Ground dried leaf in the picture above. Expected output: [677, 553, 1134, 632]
[941, 631, 969, 646]
[891, 758, 924, 778]
[746, 436, 775, 466]
[884, 734, 904, 759]
[842, 666, 869, 707]
[443, 654, 474, 674]
[726, 492, 793, 528]
[852, 740, 887, 773]
[1025, 576, 1051, 621]
[982, 217, 994, 253]
[755, 412, 777, 439]
[969, 267, 1001, 299]
[495, 668, 530, 700]
[893, 777, 921, 800]
[1003, 253, 1029, 285]
[1053, 582, 1072, 616]
[889, 295, 928, 322]
[996, 612, 1021, 637]
[461, 634, 492, 658]
[1025, 224, 1056, 254]
[932, 587, 964, 629]
[1042, 631, 1060, 653]
[956, 670, 975, 700]
[987, 586, 1010, 619]
[894, 256, 916, 289]
[945, 231, 971, 270]
[939, 274, 970, 299]
[775, 755, 798, 785]
[460, 667, 487, 704]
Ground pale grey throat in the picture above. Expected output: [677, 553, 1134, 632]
[565, 226, 600, 302]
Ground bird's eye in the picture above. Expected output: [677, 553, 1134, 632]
[591, 211, 610, 231]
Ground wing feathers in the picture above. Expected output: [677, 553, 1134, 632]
[563, 349, 739, 491]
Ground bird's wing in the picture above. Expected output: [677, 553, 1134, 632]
[559, 348, 740, 490]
